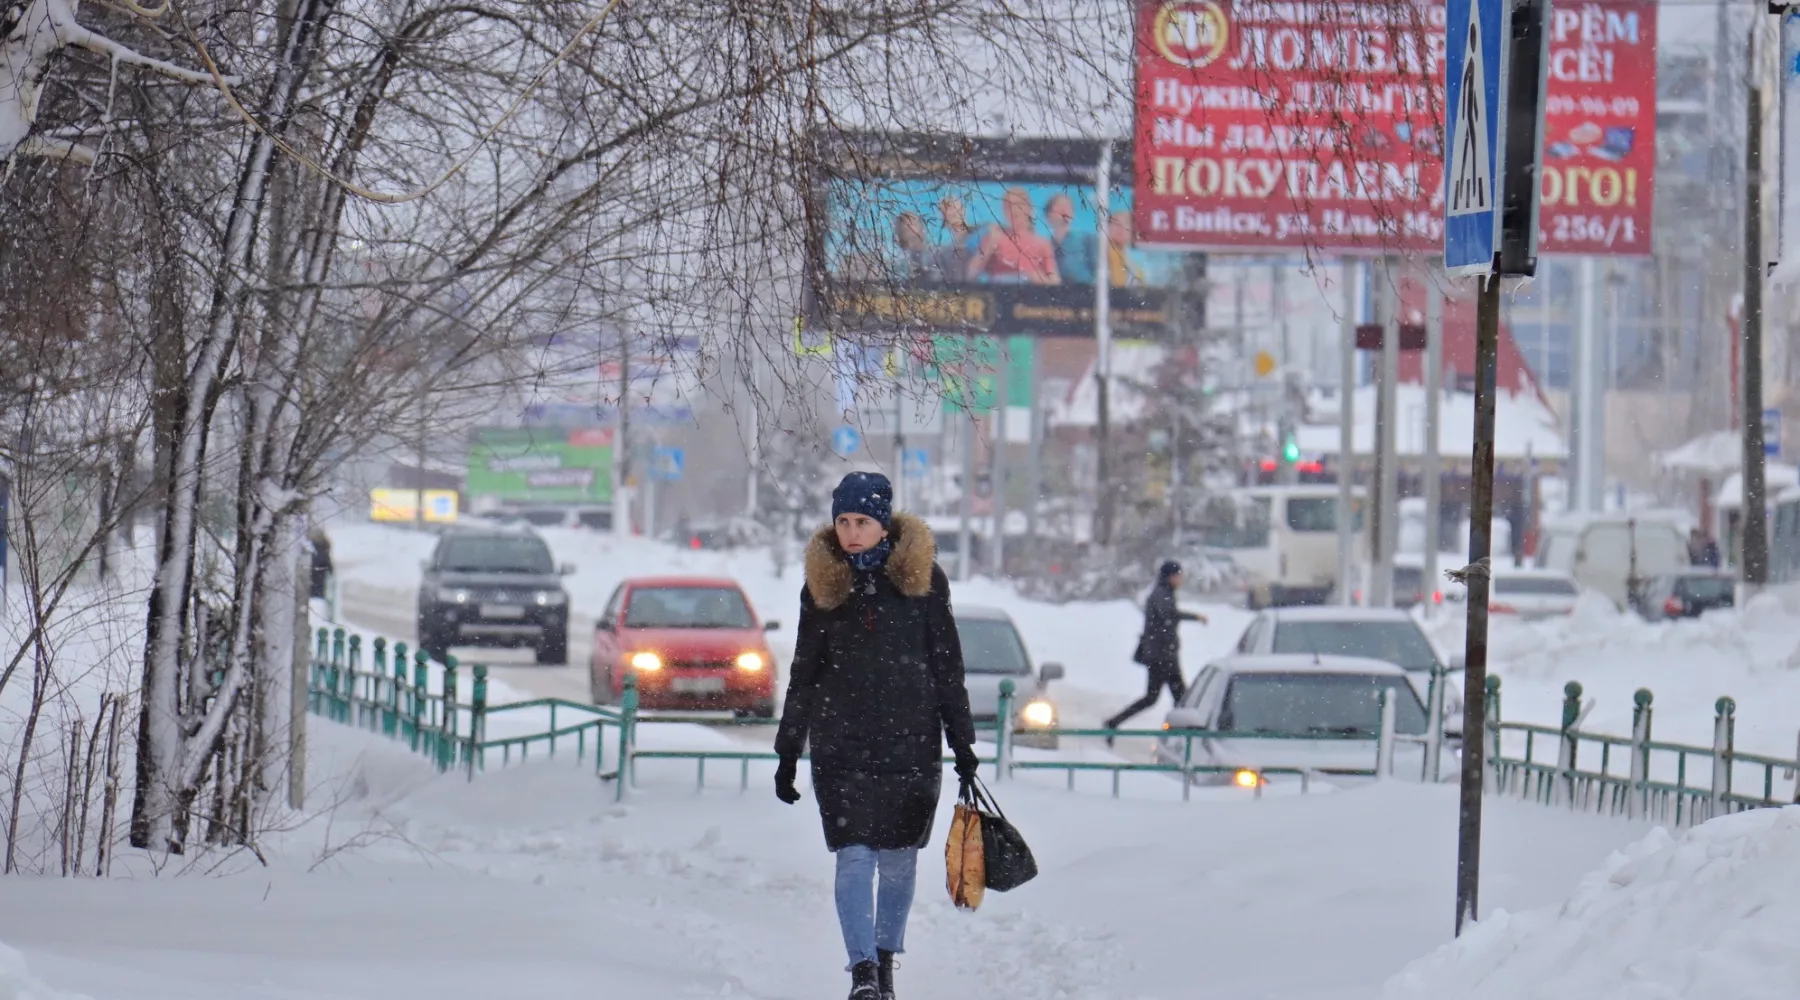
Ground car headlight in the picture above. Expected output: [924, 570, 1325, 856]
[534, 590, 567, 606]
[629, 652, 662, 671]
[437, 588, 472, 603]
[735, 652, 765, 672]
[1020, 699, 1056, 728]
[1234, 769, 1264, 789]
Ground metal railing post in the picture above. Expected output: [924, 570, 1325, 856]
[470, 665, 488, 779]
[1423, 663, 1446, 782]
[1375, 687, 1397, 779]
[310, 627, 329, 715]
[996, 679, 1015, 783]
[1712, 696, 1736, 818]
[371, 638, 389, 734]
[1629, 688, 1653, 821]
[330, 628, 347, 723]
[441, 655, 459, 773]
[617, 674, 639, 802]
[346, 635, 363, 728]
[412, 650, 429, 754]
[1556, 681, 1582, 808]
[1485, 674, 1502, 788]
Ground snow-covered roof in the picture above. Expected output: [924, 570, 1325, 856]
[1046, 344, 1165, 429]
[1714, 464, 1800, 508]
[1654, 431, 1743, 476]
[1292, 384, 1567, 461]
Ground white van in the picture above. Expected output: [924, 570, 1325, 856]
[1196, 486, 1369, 609]
[1535, 512, 1691, 610]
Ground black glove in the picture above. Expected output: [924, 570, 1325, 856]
[953, 745, 981, 797]
[774, 755, 801, 805]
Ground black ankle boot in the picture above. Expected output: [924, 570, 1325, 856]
[848, 960, 880, 1000]
[877, 950, 898, 999]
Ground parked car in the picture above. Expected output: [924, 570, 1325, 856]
[1445, 568, 1582, 620]
[590, 577, 779, 717]
[1154, 654, 1443, 784]
[953, 605, 1065, 749]
[1232, 607, 1463, 735]
[1638, 570, 1736, 621]
[416, 525, 573, 664]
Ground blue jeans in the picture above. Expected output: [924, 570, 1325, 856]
[834, 845, 918, 967]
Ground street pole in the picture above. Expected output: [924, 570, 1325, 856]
[992, 343, 1010, 577]
[613, 334, 631, 537]
[1424, 283, 1445, 610]
[1572, 256, 1600, 512]
[1025, 343, 1044, 548]
[1745, 51, 1771, 591]
[893, 361, 910, 515]
[1368, 260, 1397, 608]
[1337, 259, 1359, 605]
[1456, 273, 1502, 937]
[1274, 260, 1297, 485]
[961, 333, 977, 581]
[746, 353, 762, 517]
[1380, 258, 1401, 604]
[1093, 141, 1115, 546]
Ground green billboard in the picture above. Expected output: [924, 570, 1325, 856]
[466, 427, 614, 503]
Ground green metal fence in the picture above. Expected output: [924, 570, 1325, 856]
[1484, 676, 1799, 826]
[308, 624, 1800, 822]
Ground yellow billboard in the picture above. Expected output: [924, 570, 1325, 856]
[370, 488, 459, 524]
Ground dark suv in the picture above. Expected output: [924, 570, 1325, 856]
[1638, 570, 1735, 621]
[416, 527, 572, 664]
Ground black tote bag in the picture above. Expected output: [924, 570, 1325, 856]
[967, 778, 1038, 893]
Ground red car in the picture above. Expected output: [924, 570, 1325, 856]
[590, 577, 780, 717]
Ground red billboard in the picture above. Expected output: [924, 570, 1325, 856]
[1133, 0, 1656, 257]
[1538, 0, 1656, 255]
[1134, 0, 1447, 253]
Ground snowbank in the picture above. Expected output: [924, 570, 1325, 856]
[1419, 594, 1800, 757]
[0, 941, 86, 1000]
[1385, 807, 1800, 1000]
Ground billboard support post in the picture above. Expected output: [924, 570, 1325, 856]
[1336, 260, 1358, 606]
[1094, 141, 1114, 547]
[1745, 48, 1770, 591]
[1424, 283, 1445, 614]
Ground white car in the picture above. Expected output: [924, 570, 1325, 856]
[1154, 655, 1445, 783]
[1232, 606, 1463, 734]
[1444, 568, 1581, 620]
[953, 605, 1064, 749]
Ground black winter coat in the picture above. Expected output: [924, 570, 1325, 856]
[1136, 580, 1196, 668]
[774, 513, 977, 852]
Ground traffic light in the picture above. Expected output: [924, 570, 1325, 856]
[1282, 435, 1300, 464]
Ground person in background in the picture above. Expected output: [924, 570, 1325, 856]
[967, 187, 1059, 285]
[1044, 192, 1096, 285]
[1104, 559, 1208, 745]
[308, 527, 333, 600]
[931, 195, 982, 283]
[893, 212, 942, 285]
[1688, 527, 1722, 568]
[1106, 210, 1147, 287]
[775, 472, 979, 1000]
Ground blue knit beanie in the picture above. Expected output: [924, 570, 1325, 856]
[831, 471, 893, 528]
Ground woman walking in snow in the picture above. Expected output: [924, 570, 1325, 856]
[774, 471, 980, 1000]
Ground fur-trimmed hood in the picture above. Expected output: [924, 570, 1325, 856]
[804, 512, 936, 610]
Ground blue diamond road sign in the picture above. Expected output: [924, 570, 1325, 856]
[1444, 0, 1504, 275]
[902, 448, 929, 480]
[831, 425, 862, 458]
[650, 446, 684, 482]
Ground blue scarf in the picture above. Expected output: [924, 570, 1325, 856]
[847, 538, 892, 572]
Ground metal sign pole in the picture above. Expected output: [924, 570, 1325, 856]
[1457, 274, 1501, 935]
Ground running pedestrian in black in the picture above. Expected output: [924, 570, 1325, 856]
[1105, 560, 1208, 745]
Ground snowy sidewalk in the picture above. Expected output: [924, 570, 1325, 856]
[0, 718, 1648, 1000]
